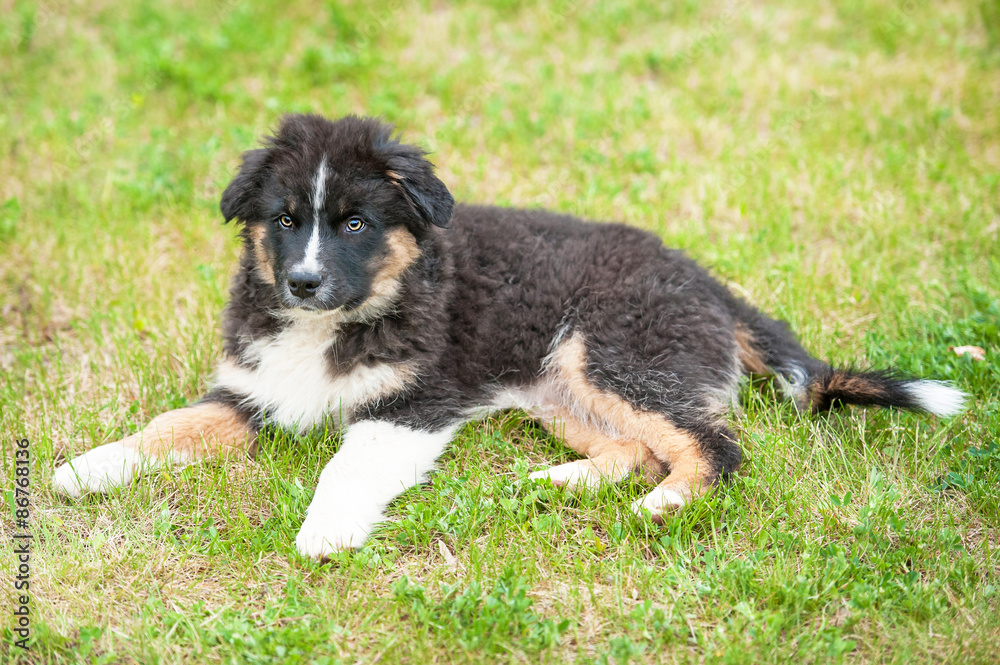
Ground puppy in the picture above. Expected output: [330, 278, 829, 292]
[53, 114, 967, 558]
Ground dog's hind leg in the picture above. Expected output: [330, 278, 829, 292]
[528, 406, 664, 488]
[541, 332, 742, 519]
[629, 422, 741, 520]
[52, 395, 256, 497]
[557, 395, 739, 519]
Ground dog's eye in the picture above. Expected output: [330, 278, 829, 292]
[345, 218, 366, 233]
[277, 214, 293, 228]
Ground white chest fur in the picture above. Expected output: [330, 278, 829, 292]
[214, 312, 413, 431]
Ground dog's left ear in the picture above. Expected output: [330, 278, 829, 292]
[384, 147, 454, 229]
[221, 148, 271, 223]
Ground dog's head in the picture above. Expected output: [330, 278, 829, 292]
[221, 114, 453, 314]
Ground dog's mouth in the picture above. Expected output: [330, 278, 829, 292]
[278, 286, 366, 313]
[275, 275, 398, 322]
[279, 288, 334, 311]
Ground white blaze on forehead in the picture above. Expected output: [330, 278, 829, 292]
[299, 218, 323, 273]
[296, 156, 328, 274]
[312, 155, 328, 219]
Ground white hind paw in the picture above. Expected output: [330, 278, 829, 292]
[632, 487, 689, 523]
[529, 460, 603, 489]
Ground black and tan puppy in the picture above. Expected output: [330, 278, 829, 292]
[53, 114, 966, 558]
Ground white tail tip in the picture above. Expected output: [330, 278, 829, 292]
[904, 380, 967, 417]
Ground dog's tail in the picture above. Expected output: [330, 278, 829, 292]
[728, 299, 966, 417]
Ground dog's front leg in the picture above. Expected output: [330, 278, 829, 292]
[52, 398, 256, 497]
[295, 420, 457, 559]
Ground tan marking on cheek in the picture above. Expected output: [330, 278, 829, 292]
[249, 225, 276, 285]
[547, 334, 714, 494]
[735, 323, 770, 375]
[123, 402, 255, 460]
[369, 227, 419, 298]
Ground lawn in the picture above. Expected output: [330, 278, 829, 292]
[2, 0, 999, 662]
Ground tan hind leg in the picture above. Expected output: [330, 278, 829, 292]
[545, 334, 740, 520]
[632, 440, 716, 521]
[528, 406, 665, 488]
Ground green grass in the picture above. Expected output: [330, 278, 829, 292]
[2, 0, 999, 662]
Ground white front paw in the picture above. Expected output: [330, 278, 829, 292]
[295, 511, 375, 559]
[52, 443, 143, 498]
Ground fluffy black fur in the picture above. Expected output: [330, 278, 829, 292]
[214, 113, 961, 499]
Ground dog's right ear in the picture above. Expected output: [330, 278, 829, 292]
[220, 148, 271, 223]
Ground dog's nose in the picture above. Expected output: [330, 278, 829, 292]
[287, 271, 322, 299]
